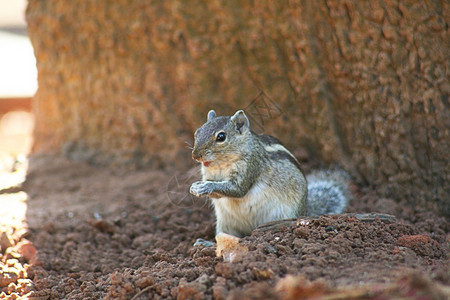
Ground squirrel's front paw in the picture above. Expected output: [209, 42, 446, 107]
[190, 181, 213, 197]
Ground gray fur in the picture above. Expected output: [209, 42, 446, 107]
[190, 110, 350, 237]
[306, 169, 351, 215]
[207, 110, 216, 121]
[230, 110, 249, 133]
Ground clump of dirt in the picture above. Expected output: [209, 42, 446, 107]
[0, 155, 448, 299]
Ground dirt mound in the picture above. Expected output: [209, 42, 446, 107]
[0, 156, 448, 299]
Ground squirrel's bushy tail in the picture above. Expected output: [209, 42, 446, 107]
[306, 169, 352, 216]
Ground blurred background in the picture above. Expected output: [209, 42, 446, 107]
[0, 0, 37, 173]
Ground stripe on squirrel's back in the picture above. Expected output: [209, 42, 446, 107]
[256, 134, 303, 173]
[268, 150, 303, 172]
[257, 134, 303, 171]
[257, 134, 283, 146]
[258, 134, 293, 156]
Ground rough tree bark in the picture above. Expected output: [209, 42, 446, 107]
[26, 1, 449, 216]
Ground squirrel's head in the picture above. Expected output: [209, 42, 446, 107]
[192, 110, 250, 167]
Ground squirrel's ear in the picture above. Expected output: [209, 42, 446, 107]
[230, 110, 250, 134]
[207, 110, 216, 121]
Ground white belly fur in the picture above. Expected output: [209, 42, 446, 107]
[213, 181, 299, 237]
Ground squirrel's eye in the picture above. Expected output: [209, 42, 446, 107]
[216, 132, 226, 142]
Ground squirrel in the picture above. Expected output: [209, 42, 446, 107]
[190, 109, 352, 238]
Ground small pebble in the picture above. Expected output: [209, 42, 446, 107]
[325, 226, 336, 233]
[193, 238, 215, 248]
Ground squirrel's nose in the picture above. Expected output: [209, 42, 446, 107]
[192, 150, 201, 161]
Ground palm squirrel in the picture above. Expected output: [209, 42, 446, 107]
[190, 109, 352, 237]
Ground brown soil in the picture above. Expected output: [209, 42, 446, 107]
[0, 155, 449, 299]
